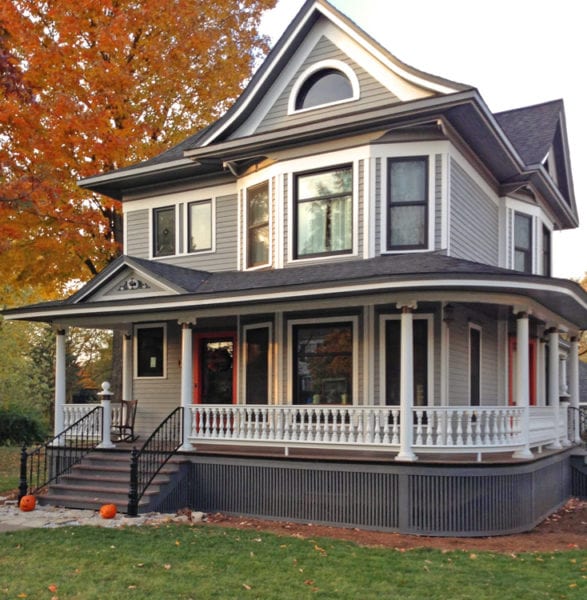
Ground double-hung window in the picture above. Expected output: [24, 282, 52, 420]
[542, 225, 551, 276]
[153, 206, 176, 257]
[188, 199, 212, 253]
[514, 212, 532, 273]
[247, 182, 270, 268]
[387, 157, 428, 251]
[135, 324, 166, 378]
[295, 165, 353, 258]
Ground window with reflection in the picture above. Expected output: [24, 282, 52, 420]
[295, 165, 352, 258]
[387, 157, 428, 250]
[514, 212, 532, 273]
[295, 68, 353, 110]
[293, 323, 353, 405]
[136, 325, 165, 378]
[247, 182, 270, 267]
[153, 206, 175, 257]
[188, 199, 212, 253]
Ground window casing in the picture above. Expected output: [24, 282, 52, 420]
[247, 182, 270, 268]
[188, 199, 212, 253]
[469, 325, 481, 406]
[244, 324, 271, 405]
[294, 165, 353, 258]
[387, 157, 428, 251]
[135, 324, 166, 378]
[153, 206, 176, 257]
[514, 212, 533, 273]
[292, 321, 354, 405]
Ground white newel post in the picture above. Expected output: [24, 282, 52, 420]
[179, 320, 195, 451]
[547, 328, 562, 449]
[396, 303, 418, 462]
[53, 327, 67, 436]
[122, 332, 133, 402]
[98, 381, 115, 448]
[513, 312, 533, 459]
[568, 336, 581, 444]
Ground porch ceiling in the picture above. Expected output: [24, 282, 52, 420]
[4, 254, 587, 331]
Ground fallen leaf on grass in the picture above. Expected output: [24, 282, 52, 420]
[242, 583, 252, 591]
[48, 584, 58, 593]
[163, 564, 172, 570]
[469, 554, 477, 560]
[304, 580, 315, 586]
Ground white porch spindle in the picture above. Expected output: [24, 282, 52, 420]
[547, 328, 562, 450]
[568, 336, 581, 444]
[179, 321, 195, 451]
[53, 328, 67, 436]
[512, 312, 533, 459]
[396, 304, 418, 461]
[122, 332, 133, 402]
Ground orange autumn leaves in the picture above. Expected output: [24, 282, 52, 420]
[0, 0, 276, 305]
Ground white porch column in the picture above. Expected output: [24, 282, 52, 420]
[53, 327, 67, 436]
[122, 332, 133, 402]
[513, 312, 533, 459]
[98, 381, 115, 448]
[396, 303, 418, 462]
[547, 328, 562, 450]
[179, 319, 196, 451]
[568, 336, 581, 444]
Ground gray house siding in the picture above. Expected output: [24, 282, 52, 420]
[255, 36, 399, 135]
[133, 322, 181, 437]
[126, 209, 149, 258]
[449, 158, 499, 265]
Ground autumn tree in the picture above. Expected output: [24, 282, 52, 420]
[0, 0, 276, 304]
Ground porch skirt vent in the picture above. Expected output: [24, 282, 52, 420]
[184, 453, 572, 537]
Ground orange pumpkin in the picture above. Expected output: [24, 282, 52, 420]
[99, 503, 117, 519]
[19, 495, 36, 512]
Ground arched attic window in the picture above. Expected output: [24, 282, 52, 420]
[288, 60, 360, 114]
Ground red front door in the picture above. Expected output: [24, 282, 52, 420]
[193, 332, 237, 404]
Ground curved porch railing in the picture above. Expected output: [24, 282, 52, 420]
[188, 404, 567, 456]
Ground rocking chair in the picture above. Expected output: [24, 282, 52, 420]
[111, 399, 139, 442]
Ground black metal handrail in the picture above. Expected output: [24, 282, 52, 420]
[19, 406, 103, 500]
[127, 406, 183, 516]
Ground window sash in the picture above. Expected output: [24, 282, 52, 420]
[514, 212, 532, 273]
[247, 182, 269, 267]
[188, 200, 212, 253]
[295, 166, 353, 258]
[136, 326, 165, 378]
[387, 157, 428, 250]
[153, 206, 176, 257]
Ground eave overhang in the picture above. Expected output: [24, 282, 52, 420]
[5, 264, 587, 331]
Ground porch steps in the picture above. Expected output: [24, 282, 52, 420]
[39, 450, 182, 513]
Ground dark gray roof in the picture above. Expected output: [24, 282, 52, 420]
[494, 100, 562, 165]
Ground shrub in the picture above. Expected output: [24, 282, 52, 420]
[0, 407, 48, 446]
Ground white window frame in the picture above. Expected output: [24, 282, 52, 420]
[381, 155, 434, 254]
[287, 316, 359, 406]
[378, 314, 434, 407]
[242, 322, 273, 405]
[288, 59, 360, 115]
[244, 180, 272, 270]
[134, 323, 167, 379]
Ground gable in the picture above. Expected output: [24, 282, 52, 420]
[88, 268, 183, 302]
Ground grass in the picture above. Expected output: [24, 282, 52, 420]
[0, 446, 20, 494]
[0, 525, 585, 599]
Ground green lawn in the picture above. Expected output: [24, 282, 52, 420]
[0, 446, 20, 494]
[0, 525, 585, 599]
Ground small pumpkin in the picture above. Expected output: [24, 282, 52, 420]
[19, 494, 36, 512]
[99, 503, 117, 519]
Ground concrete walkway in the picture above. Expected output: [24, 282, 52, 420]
[0, 499, 204, 533]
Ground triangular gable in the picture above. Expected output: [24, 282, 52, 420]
[69, 256, 210, 304]
[195, 0, 469, 147]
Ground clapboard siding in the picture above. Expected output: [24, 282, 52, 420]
[256, 36, 398, 135]
[133, 322, 181, 436]
[126, 209, 149, 258]
[449, 159, 499, 265]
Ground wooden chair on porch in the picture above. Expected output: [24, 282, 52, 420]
[111, 399, 139, 442]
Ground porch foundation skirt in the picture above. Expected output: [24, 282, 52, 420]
[155, 451, 572, 537]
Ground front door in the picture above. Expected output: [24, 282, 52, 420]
[193, 332, 237, 404]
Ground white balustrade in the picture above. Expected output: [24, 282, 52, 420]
[187, 404, 558, 454]
[62, 403, 103, 438]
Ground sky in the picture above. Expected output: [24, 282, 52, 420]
[260, 0, 586, 281]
